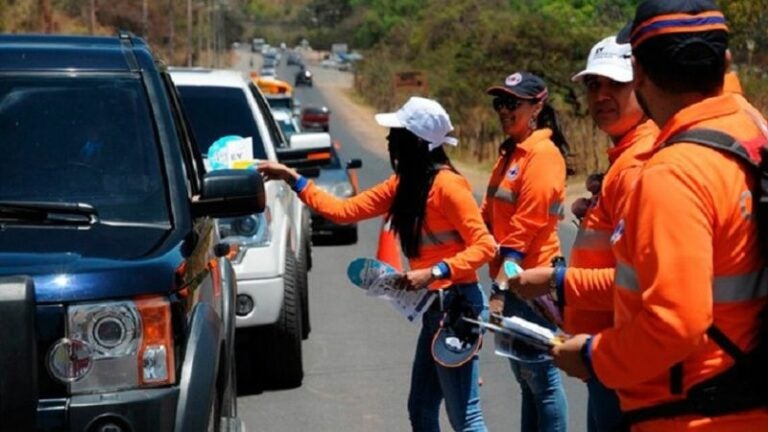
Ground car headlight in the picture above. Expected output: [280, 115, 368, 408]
[48, 296, 175, 394]
[318, 182, 354, 198]
[217, 208, 272, 262]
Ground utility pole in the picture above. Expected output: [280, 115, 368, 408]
[38, 0, 53, 33]
[187, 0, 193, 66]
[88, 0, 97, 34]
[208, 0, 214, 67]
[142, 0, 149, 39]
[168, 0, 175, 64]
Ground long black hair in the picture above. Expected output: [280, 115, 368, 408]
[536, 102, 570, 158]
[387, 127, 457, 258]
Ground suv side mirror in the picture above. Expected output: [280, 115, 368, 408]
[346, 159, 362, 169]
[278, 132, 333, 170]
[193, 170, 266, 218]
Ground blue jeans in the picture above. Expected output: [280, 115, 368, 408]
[586, 378, 626, 432]
[408, 284, 488, 432]
[504, 294, 568, 432]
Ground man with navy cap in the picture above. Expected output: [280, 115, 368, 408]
[552, 0, 768, 430]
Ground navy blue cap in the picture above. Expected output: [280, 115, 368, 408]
[431, 321, 482, 368]
[486, 72, 549, 101]
[616, 0, 727, 48]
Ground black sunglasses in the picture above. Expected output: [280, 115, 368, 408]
[492, 96, 526, 112]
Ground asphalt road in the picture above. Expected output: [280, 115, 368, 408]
[234, 48, 587, 431]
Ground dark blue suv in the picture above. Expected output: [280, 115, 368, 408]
[0, 34, 263, 432]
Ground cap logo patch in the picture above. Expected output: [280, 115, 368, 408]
[505, 73, 523, 87]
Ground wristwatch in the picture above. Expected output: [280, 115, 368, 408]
[431, 264, 445, 280]
[549, 268, 560, 301]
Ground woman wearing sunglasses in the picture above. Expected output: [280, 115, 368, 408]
[482, 72, 570, 431]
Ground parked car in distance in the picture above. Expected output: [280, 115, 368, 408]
[171, 68, 317, 390]
[320, 58, 337, 68]
[295, 69, 313, 87]
[263, 57, 278, 69]
[259, 67, 277, 78]
[254, 76, 293, 97]
[252, 37, 265, 52]
[0, 33, 262, 432]
[312, 142, 362, 244]
[286, 51, 303, 66]
[301, 106, 330, 132]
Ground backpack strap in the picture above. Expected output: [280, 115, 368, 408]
[622, 128, 768, 427]
[665, 128, 759, 168]
[664, 128, 755, 391]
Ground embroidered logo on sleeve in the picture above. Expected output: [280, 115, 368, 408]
[507, 164, 520, 181]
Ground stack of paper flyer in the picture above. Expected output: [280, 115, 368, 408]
[463, 314, 565, 361]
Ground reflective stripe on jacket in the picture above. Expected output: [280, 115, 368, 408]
[299, 170, 496, 290]
[591, 94, 768, 428]
[564, 120, 658, 334]
[481, 128, 566, 274]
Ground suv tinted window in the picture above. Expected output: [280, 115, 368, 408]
[0, 75, 169, 223]
[176, 86, 268, 159]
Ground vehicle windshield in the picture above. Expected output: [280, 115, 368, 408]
[176, 86, 268, 160]
[276, 117, 298, 138]
[266, 97, 293, 110]
[0, 75, 170, 224]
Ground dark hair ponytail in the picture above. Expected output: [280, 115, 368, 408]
[387, 128, 457, 258]
[536, 103, 570, 158]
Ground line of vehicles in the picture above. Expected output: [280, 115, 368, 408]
[0, 32, 360, 432]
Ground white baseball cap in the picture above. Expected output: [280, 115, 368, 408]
[375, 97, 458, 151]
[571, 36, 633, 83]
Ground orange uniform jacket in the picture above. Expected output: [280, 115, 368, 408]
[563, 120, 658, 335]
[590, 94, 768, 430]
[482, 128, 566, 275]
[299, 169, 496, 290]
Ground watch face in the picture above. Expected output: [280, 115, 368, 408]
[432, 266, 442, 278]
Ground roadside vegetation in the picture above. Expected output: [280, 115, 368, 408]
[2, 0, 765, 174]
[249, 0, 768, 175]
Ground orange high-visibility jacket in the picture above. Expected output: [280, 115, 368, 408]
[563, 120, 658, 335]
[591, 94, 768, 429]
[299, 169, 496, 290]
[724, 71, 743, 95]
[481, 128, 566, 275]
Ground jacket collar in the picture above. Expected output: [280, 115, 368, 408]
[653, 94, 741, 148]
[513, 128, 553, 153]
[607, 119, 659, 164]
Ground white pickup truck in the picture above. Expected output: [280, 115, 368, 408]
[171, 68, 328, 389]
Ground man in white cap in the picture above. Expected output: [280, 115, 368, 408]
[509, 36, 658, 431]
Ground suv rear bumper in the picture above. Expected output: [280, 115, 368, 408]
[235, 275, 284, 327]
[38, 388, 178, 432]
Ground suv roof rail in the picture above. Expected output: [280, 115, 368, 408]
[117, 30, 140, 72]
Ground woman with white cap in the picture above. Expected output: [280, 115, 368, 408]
[482, 72, 569, 432]
[259, 96, 495, 431]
